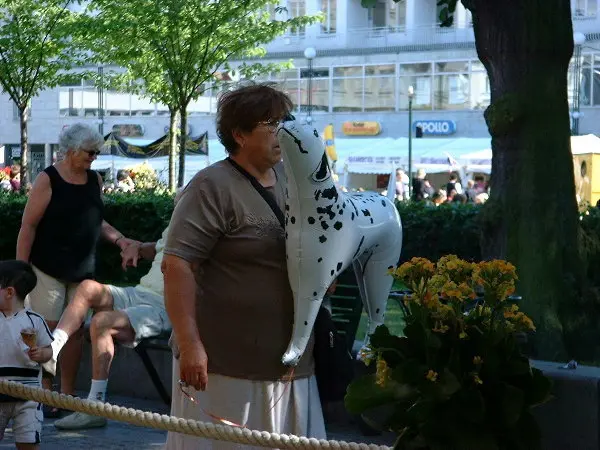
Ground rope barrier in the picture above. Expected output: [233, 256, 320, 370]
[0, 380, 392, 450]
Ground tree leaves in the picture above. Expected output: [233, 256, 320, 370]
[0, 0, 86, 105]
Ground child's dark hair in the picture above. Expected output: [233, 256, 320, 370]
[0, 260, 37, 301]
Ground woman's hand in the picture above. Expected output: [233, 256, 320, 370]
[120, 243, 141, 270]
[179, 341, 209, 391]
[116, 237, 140, 252]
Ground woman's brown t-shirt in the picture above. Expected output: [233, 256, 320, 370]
[164, 160, 314, 381]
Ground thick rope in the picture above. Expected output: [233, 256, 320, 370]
[0, 380, 391, 450]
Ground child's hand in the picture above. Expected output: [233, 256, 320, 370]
[28, 346, 52, 363]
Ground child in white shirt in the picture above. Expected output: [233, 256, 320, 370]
[0, 260, 53, 450]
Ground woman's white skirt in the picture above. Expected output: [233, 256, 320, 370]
[166, 356, 327, 450]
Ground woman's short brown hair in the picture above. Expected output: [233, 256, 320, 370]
[216, 82, 294, 154]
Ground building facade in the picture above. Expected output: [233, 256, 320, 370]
[1, 0, 600, 173]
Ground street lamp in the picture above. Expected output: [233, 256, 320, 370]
[97, 65, 104, 136]
[304, 47, 316, 124]
[408, 85, 415, 199]
[572, 32, 586, 135]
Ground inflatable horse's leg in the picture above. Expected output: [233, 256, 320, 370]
[281, 284, 329, 367]
[353, 251, 396, 357]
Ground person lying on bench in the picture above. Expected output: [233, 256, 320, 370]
[42, 226, 171, 430]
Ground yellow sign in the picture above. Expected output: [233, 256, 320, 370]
[323, 124, 337, 162]
[342, 121, 381, 136]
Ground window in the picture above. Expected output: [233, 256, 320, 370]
[399, 63, 432, 110]
[286, 0, 306, 35]
[569, 54, 593, 107]
[364, 64, 395, 111]
[574, 0, 598, 17]
[332, 66, 363, 112]
[105, 90, 132, 116]
[82, 87, 99, 117]
[129, 93, 155, 116]
[281, 79, 300, 110]
[368, 0, 406, 30]
[321, 0, 336, 34]
[271, 69, 300, 80]
[433, 61, 470, 110]
[300, 67, 329, 112]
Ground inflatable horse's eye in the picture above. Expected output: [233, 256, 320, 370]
[311, 153, 331, 182]
[313, 129, 319, 138]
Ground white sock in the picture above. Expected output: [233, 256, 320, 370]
[51, 328, 69, 357]
[87, 379, 108, 402]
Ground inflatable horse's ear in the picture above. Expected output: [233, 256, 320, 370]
[312, 153, 331, 182]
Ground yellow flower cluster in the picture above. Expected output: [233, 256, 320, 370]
[503, 304, 536, 331]
[393, 257, 436, 288]
[426, 370, 438, 382]
[437, 255, 478, 285]
[439, 280, 476, 303]
[375, 357, 390, 387]
[388, 255, 535, 337]
[475, 260, 518, 303]
[128, 162, 161, 190]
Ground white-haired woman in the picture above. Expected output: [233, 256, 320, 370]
[16, 123, 139, 417]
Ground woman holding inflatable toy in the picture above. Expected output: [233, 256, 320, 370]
[162, 83, 326, 450]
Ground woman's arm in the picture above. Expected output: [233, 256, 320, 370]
[101, 220, 139, 251]
[16, 173, 52, 262]
[95, 172, 139, 251]
[162, 177, 225, 391]
[162, 254, 208, 391]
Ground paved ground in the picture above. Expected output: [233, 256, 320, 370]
[0, 394, 396, 449]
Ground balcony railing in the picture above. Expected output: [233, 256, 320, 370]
[269, 24, 476, 52]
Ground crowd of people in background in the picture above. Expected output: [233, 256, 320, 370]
[395, 168, 489, 205]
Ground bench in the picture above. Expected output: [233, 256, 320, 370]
[83, 322, 173, 405]
[133, 332, 172, 405]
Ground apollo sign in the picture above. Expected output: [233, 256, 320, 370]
[413, 120, 456, 136]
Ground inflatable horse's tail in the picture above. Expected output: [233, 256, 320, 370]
[386, 166, 397, 202]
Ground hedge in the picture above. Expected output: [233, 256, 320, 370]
[2, 191, 600, 287]
[0, 191, 173, 285]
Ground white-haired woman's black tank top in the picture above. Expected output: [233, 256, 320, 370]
[29, 166, 104, 282]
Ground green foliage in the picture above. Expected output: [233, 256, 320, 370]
[0, 0, 86, 105]
[0, 0, 87, 188]
[0, 192, 173, 286]
[81, 0, 322, 188]
[97, 192, 174, 284]
[346, 257, 552, 450]
[396, 201, 481, 263]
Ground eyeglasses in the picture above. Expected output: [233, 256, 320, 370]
[80, 149, 101, 156]
[256, 119, 281, 132]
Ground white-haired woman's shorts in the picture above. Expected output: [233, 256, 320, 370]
[107, 286, 171, 348]
[25, 266, 79, 322]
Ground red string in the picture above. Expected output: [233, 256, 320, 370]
[179, 367, 296, 428]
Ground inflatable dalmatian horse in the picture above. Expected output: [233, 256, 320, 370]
[277, 116, 403, 367]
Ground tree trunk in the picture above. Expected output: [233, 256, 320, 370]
[19, 105, 29, 193]
[178, 106, 187, 188]
[168, 108, 179, 192]
[471, 0, 585, 360]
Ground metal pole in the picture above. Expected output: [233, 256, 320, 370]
[307, 58, 313, 122]
[98, 66, 104, 136]
[408, 96, 413, 199]
[572, 44, 582, 135]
